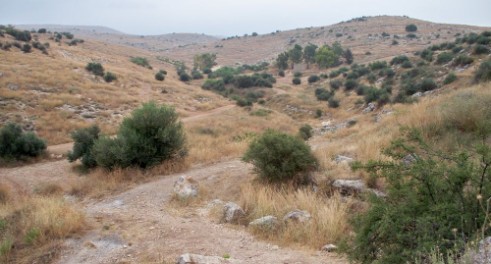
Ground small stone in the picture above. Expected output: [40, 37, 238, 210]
[222, 202, 245, 224]
[249, 215, 278, 229]
[332, 179, 366, 196]
[176, 253, 226, 264]
[173, 176, 199, 199]
[322, 244, 338, 252]
[334, 155, 354, 164]
[283, 210, 311, 223]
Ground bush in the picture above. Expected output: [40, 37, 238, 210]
[307, 75, 320, 84]
[436, 52, 453, 64]
[443, 72, 457, 85]
[202, 79, 225, 92]
[179, 72, 191, 82]
[330, 79, 342, 90]
[5, 27, 31, 42]
[401, 60, 413, 68]
[419, 78, 437, 92]
[92, 103, 186, 169]
[85, 62, 104, 76]
[234, 97, 253, 107]
[103, 72, 117, 83]
[405, 24, 418, 32]
[453, 55, 474, 66]
[278, 70, 285, 77]
[420, 49, 433, 62]
[155, 70, 166, 81]
[473, 44, 490, 55]
[21, 43, 31, 53]
[474, 60, 491, 83]
[350, 128, 491, 263]
[0, 123, 46, 159]
[68, 39, 84, 46]
[344, 79, 358, 91]
[130, 57, 152, 69]
[406, 33, 417, 39]
[328, 98, 340, 108]
[292, 77, 301, 85]
[243, 130, 317, 183]
[369, 61, 388, 71]
[298, 124, 313, 140]
[67, 126, 100, 168]
[37, 28, 47, 34]
[315, 88, 334, 101]
[191, 69, 203, 80]
[390, 55, 410, 65]
[294, 72, 302, 78]
[61, 32, 74, 39]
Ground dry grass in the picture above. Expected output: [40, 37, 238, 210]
[0, 192, 85, 263]
[239, 183, 350, 249]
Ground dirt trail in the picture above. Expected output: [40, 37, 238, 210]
[56, 160, 346, 264]
[47, 104, 236, 156]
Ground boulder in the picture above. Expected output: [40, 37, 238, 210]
[222, 202, 245, 224]
[173, 176, 199, 199]
[321, 244, 338, 252]
[283, 210, 312, 223]
[332, 179, 365, 196]
[249, 215, 278, 230]
[177, 253, 227, 264]
[362, 102, 376, 113]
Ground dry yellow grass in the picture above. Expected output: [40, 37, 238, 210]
[239, 183, 350, 249]
[0, 192, 85, 263]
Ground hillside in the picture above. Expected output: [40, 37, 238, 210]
[1, 16, 491, 264]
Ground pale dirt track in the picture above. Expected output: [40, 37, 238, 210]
[0, 104, 347, 264]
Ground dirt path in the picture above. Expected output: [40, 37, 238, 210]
[47, 104, 236, 156]
[56, 160, 346, 264]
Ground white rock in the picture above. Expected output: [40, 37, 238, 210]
[173, 176, 199, 199]
[176, 253, 227, 264]
[283, 210, 312, 223]
[249, 215, 278, 229]
[334, 155, 354, 164]
[222, 202, 245, 224]
[322, 244, 338, 252]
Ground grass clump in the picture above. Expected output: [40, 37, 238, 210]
[474, 60, 491, 83]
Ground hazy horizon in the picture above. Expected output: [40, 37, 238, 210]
[1, 0, 490, 36]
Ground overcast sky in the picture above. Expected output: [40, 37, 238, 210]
[1, 0, 490, 36]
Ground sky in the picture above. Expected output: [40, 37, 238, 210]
[1, 0, 490, 36]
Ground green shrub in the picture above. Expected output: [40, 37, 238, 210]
[5, 27, 31, 42]
[315, 88, 333, 101]
[401, 60, 413, 68]
[68, 39, 84, 46]
[390, 55, 410, 65]
[453, 55, 474, 66]
[0, 123, 46, 159]
[61, 32, 74, 39]
[405, 24, 418, 32]
[92, 103, 186, 169]
[307, 75, 320, 84]
[294, 72, 302, 78]
[37, 28, 47, 34]
[179, 72, 191, 82]
[278, 70, 285, 77]
[344, 79, 358, 90]
[85, 62, 104, 76]
[130, 57, 152, 69]
[473, 44, 490, 55]
[103, 72, 117, 83]
[67, 125, 100, 168]
[369, 61, 388, 71]
[436, 52, 453, 64]
[191, 69, 203, 80]
[155, 70, 166, 81]
[367, 73, 377, 84]
[234, 97, 253, 107]
[21, 43, 31, 53]
[443, 72, 457, 85]
[420, 49, 434, 62]
[474, 60, 491, 83]
[350, 127, 491, 264]
[406, 33, 417, 39]
[243, 130, 317, 183]
[419, 78, 437, 92]
[298, 124, 313, 140]
[330, 79, 342, 90]
[328, 98, 340, 108]
[202, 79, 225, 92]
[452, 46, 463, 54]
[292, 77, 301, 85]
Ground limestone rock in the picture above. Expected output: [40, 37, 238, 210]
[362, 102, 376, 113]
[334, 155, 354, 164]
[173, 176, 199, 199]
[472, 237, 491, 264]
[177, 253, 227, 264]
[249, 215, 278, 229]
[283, 210, 312, 223]
[321, 244, 338, 252]
[222, 202, 245, 224]
[332, 179, 366, 196]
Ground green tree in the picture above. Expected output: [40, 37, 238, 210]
[67, 125, 100, 168]
[332, 41, 344, 57]
[276, 52, 289, 70]
[343, 48, 353, 64]
[92, 102, 186, 169]
[405, 24, 418, 32]
[315, 45, 339, 68]
[288, 44, 303, 69]
[193, 53, 217, 71]
[303, 43, 318, 69]
[243, 130, 318, 183]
